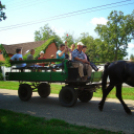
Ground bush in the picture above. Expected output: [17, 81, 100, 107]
[0, 72, 3, 80]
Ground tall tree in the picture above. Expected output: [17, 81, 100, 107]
[0, 1, 6, 21]
[79, 33, 101, 62]
[95, 10, 134, 61]
[34, 24, 62, 46]
[78, 32, 126, 62]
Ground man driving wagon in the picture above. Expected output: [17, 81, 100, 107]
[71, 42, 92, 82]
[56, 41, 93, 82]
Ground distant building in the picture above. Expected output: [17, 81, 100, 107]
[0, 40, 58, 80]
[0, 40, 58, 61]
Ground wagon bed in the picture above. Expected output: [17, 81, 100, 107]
[6, 59, 103, 107]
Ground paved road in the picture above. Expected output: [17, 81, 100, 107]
[0, 89, 134, 134]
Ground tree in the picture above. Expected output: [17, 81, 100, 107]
[0, 44, 8, 58]
[0, 1, 6, 21]
[0, 44, 10, 80]
[0, 44, 11, 67]
[79, 33, 102, 62]
[79, 33, 96, 61]
[78, 32, 126, 62]
[130, 54, 134, 61]
[95, 10, 134, 61]
[62, 32, 75, 47]
[34, 24, 62, 46]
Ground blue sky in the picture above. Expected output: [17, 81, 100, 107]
[0, 0, 134, 59]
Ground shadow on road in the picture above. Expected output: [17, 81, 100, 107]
[1, 91, 134, 134]
[0, 92, 134, 115]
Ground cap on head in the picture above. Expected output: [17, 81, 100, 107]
[40, 51, 44, 54]
[77, 42, 84, 46]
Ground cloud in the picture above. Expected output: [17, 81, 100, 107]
[51, 26, 65, 37]
[128, 43, 134, 48]
[90, 17, 108, 25]
[1, 34, 34, 45]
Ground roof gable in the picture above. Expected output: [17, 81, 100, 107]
[23, 38, 57, 60]
[2, 40, 46, 56]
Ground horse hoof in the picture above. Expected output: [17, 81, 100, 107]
[126, 111, 132, 115]
[125, 108, 132, 115]
[126, 110, 132, 115]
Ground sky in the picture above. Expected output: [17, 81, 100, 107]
[0, 0, 134, 59]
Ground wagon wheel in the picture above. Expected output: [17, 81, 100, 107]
[59, 86, 77, 107]
[38, 83, 50, 98]
[18, 84, 32, 101]
[78, 90, 93, 103]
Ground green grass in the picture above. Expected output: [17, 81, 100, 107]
[0, 109, 123, 134]
[0, 81, 63, 93]
[0, 81, 134, 100]
[94, 87, 134, 100]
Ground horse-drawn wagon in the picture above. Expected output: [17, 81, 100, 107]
[6, 59, 102, 107]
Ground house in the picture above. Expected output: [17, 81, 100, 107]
[0, 39, 58, 61]
[0, 39, 59, 80]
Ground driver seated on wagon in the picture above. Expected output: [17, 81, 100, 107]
[72, 42, 92, 82]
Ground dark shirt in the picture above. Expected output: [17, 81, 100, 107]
[65, 53, 69, 60]
[85, 53, 98, 71]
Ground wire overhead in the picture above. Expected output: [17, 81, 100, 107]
[0, 0, 133, 32]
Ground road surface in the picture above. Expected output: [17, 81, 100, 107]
[0, 89, 134, 134]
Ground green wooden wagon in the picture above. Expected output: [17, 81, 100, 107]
[6, 59, 102, 107]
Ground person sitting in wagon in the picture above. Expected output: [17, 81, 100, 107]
[56, 43, 67, 67]
[49, 55, 56, 72]
[82, 46, 99, 71]
[48, 54, 56, 66]
[72, 42, 92, 82]
[68, 44, 75, 60]
[27, 49, 40, 67]
[37, 51, 46, 67]
[10, 48, 26, 68]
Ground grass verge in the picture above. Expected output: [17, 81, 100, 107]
[0, 109, 123, 134]
[0, 81, 134, 100]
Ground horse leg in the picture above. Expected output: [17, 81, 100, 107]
[99, 84, 114, 111]
[116, 84, 132, 114]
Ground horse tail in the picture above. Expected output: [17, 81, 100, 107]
[102, 62, 110, 90]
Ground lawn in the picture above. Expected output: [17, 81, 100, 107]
[0, 81, 134, 100]
[0, 109, 123, 134]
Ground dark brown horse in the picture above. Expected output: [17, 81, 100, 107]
[99, 60, 134, 114]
